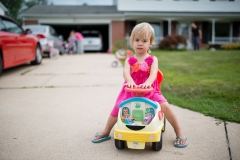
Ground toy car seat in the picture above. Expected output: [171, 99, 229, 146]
[157, 70, 164, 90]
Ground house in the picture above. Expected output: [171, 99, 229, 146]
[0, 2, 8, 15]
[21, 0, 240, 51]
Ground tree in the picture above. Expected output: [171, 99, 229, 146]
[1, 0, 24, 21]
[22, 0, 49, 11]
[1, 0, 51, 24]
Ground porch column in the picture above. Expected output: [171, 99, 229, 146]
[230, 22, 233, 43]
[188, 22, 191, 39]
[168, 19, 172, 35]
[211, 19, 215, 44]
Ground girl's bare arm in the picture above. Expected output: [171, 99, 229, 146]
[139, 56, 158, 88]
[123, 58, 136, 88]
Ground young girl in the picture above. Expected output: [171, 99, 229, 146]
[92, 22, 188, 148]
[67, 31, 76, 54]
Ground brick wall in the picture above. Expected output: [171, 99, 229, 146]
[111, 21, 125, 49]
[23, 20, 38, 25]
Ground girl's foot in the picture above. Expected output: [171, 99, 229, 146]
[92, 132, 111, 143]
[174, 137, 188, 148]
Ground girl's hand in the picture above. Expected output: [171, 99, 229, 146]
[125, 81, 137, 89]
[139, 82, 152, 89]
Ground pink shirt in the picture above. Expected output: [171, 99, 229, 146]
[75, 32, 84, 40]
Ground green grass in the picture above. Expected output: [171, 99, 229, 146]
[151, 50, 240, 123]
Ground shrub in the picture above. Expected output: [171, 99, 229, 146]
[221, 42, 240, 50]
[158, 35, 187, 50]
[114, 39, 129, 50]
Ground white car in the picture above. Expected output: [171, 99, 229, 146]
[81, 30, 102, 51]
[22, 25, 64, 55]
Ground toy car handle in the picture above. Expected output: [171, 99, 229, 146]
[124, 86, 153, 94]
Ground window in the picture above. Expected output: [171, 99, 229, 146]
[82, 33, 99, 37]
[50, 26, 58, 36]
[0, 19, 6, 31]
[208, 22, 230, 41]
[150, 23, 162, 39]
[210, 0, 234, 1]
[178, 23, 189, 39]
[174, 0, 198, 1]
[24, 26, 46, 33]
[1, 18, 23, 34]
[137, 0, 162, 1]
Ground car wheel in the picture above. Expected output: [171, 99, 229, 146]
[31, 45, 42, 65]
[152, 130, 163, 151]
[162, 115, 166, 132]
[115, 139, 125, 149]
[0, 56, 2, 76]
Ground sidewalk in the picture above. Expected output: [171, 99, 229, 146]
[0, 54, 239, 160]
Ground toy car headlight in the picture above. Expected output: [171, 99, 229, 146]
[118, 134, 123, 139]
[149, 135, 154, 140]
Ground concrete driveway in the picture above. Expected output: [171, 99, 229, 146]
[0, 54, 239, 160]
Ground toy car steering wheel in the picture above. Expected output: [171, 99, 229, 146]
[125, 86, 153, 96]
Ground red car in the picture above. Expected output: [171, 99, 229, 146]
[0, 15, 43, 76]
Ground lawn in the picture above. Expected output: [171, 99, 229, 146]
[151, 50, 240, 123]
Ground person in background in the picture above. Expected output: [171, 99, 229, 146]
[190, 22, 202, 50]
[75, 32, 84, 54]
[67, 30, 76, 54]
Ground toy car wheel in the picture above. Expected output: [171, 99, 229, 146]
[162, 116, 166, 132]
[115, 139, 125, 149]
[152, 130, 163, 151]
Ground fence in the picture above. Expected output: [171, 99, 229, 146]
[209, 37, 240, 44]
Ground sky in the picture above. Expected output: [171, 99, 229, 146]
[50, 0, 114, 5]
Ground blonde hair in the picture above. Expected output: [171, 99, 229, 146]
[129, 22, 155, 48]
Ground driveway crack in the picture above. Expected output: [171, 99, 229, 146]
[41, 75, 55, 87]
[224, 121, 232, 160]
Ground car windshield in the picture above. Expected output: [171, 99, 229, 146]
[82, 33, 99, 37]
[24, 26, 46, 33]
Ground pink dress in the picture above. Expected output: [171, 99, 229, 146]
[110, 56, 167, 117]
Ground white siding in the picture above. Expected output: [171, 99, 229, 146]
[117, 0, 240, 12]
[0, 8, 4, 15]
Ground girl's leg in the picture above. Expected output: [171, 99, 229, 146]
[93, 115, 117, 140]
[160, 102, 187, 145]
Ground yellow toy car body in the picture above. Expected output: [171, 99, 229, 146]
[114, 97, 165, 151]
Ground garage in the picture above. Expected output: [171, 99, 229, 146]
[22, 5, 127, 52]
[44, 24, 109, 52]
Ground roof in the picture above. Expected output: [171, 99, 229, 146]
[119, 97, 158, 109]
[21, 4, 240, 20]
[22, 5, 124, 15]
[0, 2, 8, 12]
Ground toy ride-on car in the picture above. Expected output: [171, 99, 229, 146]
[111, 49, 133, 67]
[114, 84, 166, 151]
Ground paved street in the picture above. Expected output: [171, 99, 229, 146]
[0, 54, 239, 160]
